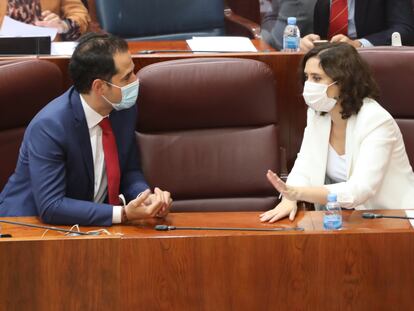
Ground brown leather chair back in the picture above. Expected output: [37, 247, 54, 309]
[136, 58, 280, 212]
[0, 60, 63, 190]
[360, 47, 414, 168]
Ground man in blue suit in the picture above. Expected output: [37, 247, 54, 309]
[0, 33, 172, 226]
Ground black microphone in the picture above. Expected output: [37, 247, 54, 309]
[0, 219, 96, 236]
[154, 225, 304, 232]
[362, 212, 414, 220]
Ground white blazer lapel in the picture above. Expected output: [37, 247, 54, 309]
[345, 115, 357, 178]
[311, 114, 331, 185]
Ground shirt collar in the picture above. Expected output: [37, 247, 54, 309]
[79, 94, 108, 129]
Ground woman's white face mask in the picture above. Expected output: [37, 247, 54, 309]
[302, 81, 337, 112]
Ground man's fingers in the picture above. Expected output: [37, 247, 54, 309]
[132, 189, 151, 206]
[146, 199, 164, 216]
[154, 187, 166, 205]
[307, 34, 321, 41]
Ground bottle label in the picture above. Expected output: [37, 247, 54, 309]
[323, 214, 342, 230]
[285, 37, 299, 50]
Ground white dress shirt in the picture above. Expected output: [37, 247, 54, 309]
[80, 95, 122, 223]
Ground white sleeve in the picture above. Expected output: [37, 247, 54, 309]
[325, 118, 397, 208]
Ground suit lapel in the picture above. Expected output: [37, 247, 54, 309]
[70, 89, 94, 186]
[345, 115, 356, 178]
[311, 113, 331, 186]
[320, 115, 331, 184]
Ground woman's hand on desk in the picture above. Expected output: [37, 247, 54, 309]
[259, 199, 297, 223]
[260, 170, 298, 223]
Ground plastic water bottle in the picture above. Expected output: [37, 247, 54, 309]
[323, 193, 342, 230]
[283, 17, 301, 52]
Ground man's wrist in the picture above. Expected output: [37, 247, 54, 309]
[121, 206, 129, 224]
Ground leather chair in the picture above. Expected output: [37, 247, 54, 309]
[91, 0, 261, 41]
[359, 47, 414, 167]
[136, 58, 280, 212]
[0, 60, 63, 190]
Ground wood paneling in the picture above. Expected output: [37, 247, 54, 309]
[0, 237, 120, 311]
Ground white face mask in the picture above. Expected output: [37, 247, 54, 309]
[302, 81, 337, 112]
[102, 78, 139, 111]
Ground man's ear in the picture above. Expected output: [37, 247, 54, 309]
[91, 79, 107, 96]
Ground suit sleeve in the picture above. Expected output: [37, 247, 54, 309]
[28, 119, 113, 226]
[325, 118, 397, 208]
[362, 0, 414, 46]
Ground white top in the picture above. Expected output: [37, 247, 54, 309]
[326, 144, 347, 183]
[80, 95, 122, 223]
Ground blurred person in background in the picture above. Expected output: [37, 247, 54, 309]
[0, 0, 90, 40]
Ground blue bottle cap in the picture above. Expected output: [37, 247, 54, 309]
[327, 193, 337, 202]
[287, 17, 297, 25]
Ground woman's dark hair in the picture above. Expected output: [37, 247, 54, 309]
[301, 42, 379, 119]
[69, 33, 129, 94]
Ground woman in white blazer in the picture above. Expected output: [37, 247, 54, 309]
[260, 42, 414, 223]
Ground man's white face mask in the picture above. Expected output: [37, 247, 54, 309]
[102, 78, 139, 111]
[302, 81, 337, 112]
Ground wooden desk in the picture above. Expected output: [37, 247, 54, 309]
[1, 210, 413, 311]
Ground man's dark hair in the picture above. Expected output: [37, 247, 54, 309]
[69, 33, 129, 94]
[301, 42, 379, 119]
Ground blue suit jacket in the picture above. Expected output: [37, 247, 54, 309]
[0, 87, 149, 226]
[314, 0, 414, 46]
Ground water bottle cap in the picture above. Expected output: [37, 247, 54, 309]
[287, 17, 297, 25]
[327, 193, 337, 202]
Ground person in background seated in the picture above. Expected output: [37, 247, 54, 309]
[261, 0, 317, 50]
[260, 42, 414, 223]
[0, 0, 90, 40]
[0, 33, 172, 226]
[301, 0, 414, 52]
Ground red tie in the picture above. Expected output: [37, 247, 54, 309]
[99, 118, 120, 205]
[328, 0, 348, 40]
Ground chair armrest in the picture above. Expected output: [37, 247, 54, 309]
[224, 6, 261, 39]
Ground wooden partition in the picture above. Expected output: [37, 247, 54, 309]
[1, 210, 414, 310]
